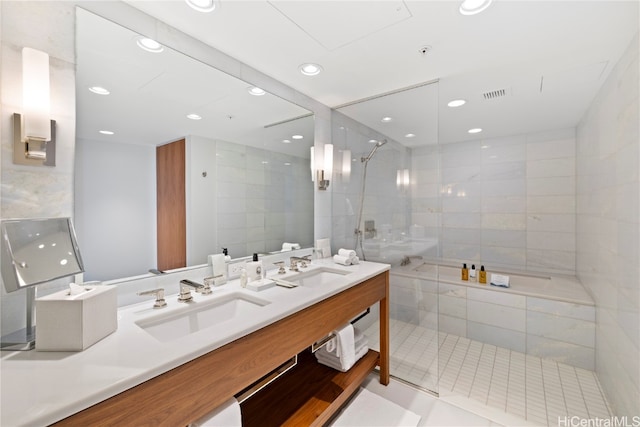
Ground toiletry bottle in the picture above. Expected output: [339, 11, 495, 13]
[246, 253, 262, 282]
[461, 263, 468, 281]
[479, 265, 487, 284]
[222, 247, 231, 262]
[240, 268, 248, 288]
[470, 264, 477, 282]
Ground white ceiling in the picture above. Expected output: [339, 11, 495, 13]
[76, 8, 314, 157]
[119, 0, 638, 146]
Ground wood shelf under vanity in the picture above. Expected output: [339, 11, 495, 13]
[241, 349, 380, 427]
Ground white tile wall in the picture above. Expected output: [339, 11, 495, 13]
[577, 32, 640, 417]
[414, 128, 577, 274]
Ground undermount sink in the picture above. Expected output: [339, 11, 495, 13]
[135, 292, 271, 342]
[287, 267, 351, 287]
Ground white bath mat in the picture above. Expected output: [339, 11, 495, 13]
[331, 388, 422, 426]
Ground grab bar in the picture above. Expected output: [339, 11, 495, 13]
[235, 355, 297, 404]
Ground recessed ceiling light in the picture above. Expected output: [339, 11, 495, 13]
[405, 133, 416, 138]
[186, 113, 202, 120]
[368, 139, 378, 144]
[459, 0, 492, 15]
[136, 37, 164, 53]
[282, 139, 292, 144]
[248, 86, 266, 96]
[292, 135, 304, 140]
[185, 0, 219, 13]
[299, 63, 323, 76]
[468, 128, 483, 134]
[99, 130, 114, 135]
[89, 86, 110, 95]
[447, 99, 466, 107]
[284, 162, 291, 166]
[261, 161, 269, 165]
[381, 117, 393, 123]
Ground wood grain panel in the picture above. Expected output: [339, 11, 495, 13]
[156, 139, 186, 271]
[53, 272, 389, 427]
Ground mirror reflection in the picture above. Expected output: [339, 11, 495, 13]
[74, 9, 314, 282]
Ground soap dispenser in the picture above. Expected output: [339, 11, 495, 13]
[222, 247, 231, 262]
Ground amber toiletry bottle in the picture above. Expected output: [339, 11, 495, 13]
[479, 265, 487, 284]
[461, 263, 469, 281]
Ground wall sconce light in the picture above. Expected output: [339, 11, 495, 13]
[311, 144, 334, 190]
[13, 47, 56, 166]
[396, 168, 410, 192]
[342, 149, 351, 182]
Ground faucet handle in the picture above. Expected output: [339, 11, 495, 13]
[273, 262, 287, 274]
[137, 288, 167, 309]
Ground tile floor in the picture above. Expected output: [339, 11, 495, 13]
[363, 319, 612, 426]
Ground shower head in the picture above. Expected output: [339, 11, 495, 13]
[361, 139, 388, 162]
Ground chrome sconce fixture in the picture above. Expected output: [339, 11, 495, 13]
[13, 47, 56, 167]
[311, 144, 334, 190]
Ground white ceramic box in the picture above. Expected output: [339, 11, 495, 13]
[35, 285, 117, 351]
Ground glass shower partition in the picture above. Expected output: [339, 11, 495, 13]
[331, 89, 441, 395]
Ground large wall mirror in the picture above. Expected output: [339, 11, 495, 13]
[74, 8, 314, 282]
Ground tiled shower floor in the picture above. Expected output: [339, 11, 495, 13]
[364, 319, 612, 426]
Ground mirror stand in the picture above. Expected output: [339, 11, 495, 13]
[0, 287, 36, 351]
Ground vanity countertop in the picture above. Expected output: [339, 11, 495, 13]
[0, 259, 389, 427]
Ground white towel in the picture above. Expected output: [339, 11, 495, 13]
[281, 242, 301, 251]
[189, 398, 241, 427]
[338, 248, 357, 258]
[335, 323, 355, 370]
[350, 256, 360, 265]
[316, 344, 369, 372]
[333, 254, 352, 266]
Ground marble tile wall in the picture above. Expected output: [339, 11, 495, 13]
[214, 140, 314, 258]
[576, 33, 639, 417]
[0, 2, 77, 335]
[412, 128, 577, 275]
[392, 274, 595, 370]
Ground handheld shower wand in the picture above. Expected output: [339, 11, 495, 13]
[355, 139, 388, 260]
[361, 139, 388, 163]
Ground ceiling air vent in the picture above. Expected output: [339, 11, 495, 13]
[482, 88, 508, 100]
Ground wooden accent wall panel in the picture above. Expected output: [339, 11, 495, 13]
[156, 139, 186, 271]
[53, 272, 389, 427]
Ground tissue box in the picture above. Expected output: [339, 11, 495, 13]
[35, 285, 117, 351]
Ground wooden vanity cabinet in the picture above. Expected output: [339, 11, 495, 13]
[53, 271, 389, 427]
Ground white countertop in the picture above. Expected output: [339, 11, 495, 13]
[0, 259, 389, 427]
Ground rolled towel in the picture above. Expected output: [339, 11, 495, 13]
[350, 256, 360, 265]
[281, 242, 301, 251]
[316, 344, 369, 372]
[338, 248, 357, 258]
[333, 254, 352, 266]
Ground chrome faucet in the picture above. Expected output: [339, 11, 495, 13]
[289, 255, 311, 271]
[400, 255, 423, 266]
[137, 288, 167, 309]
[178, 279, 204, 303]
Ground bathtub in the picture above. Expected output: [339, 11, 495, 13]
[389, 262, 595, 370]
